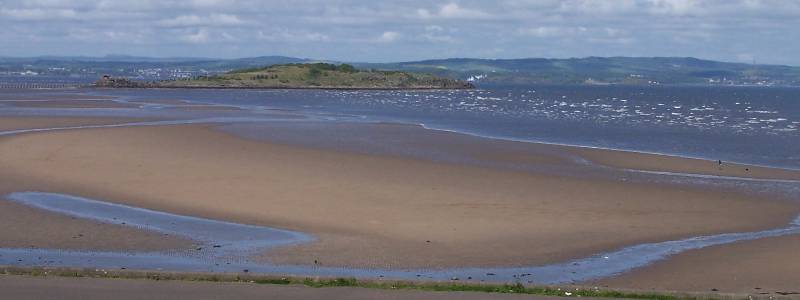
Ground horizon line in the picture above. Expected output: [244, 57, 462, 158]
[0, 54, 792, 67]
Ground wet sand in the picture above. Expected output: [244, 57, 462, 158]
[126, 99, 192, 105]
[593, 234, 800, 295]
[223, 121, 800, 181]
[0, 93, 113, 101]
[1, 100, 138, 109]
[0, 121, 797, 270]
[0, 275, 581, 300]
[118, 98, 243, 111]
[0, 116, 148, 132]
[0, 197, 193, 252]
[0, 117, 192, 253]
[568, 146, 800, 181]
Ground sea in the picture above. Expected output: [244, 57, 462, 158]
[79, 84, 800, 170]
[1, 81, 800, 283]
[0, 80, 798, 170]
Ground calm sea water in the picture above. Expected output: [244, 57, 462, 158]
[87, 85, 800, 170]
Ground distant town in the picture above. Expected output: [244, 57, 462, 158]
[0, 67, 217, 81]
[1, 55, 799, 87]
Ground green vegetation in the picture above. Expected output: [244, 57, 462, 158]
[357, 57, 800, 86]
[301, 279, 682, 299]
[11, 56, 800, 87]
[2, 266, 724, 300]
[161, 63, 473, 89]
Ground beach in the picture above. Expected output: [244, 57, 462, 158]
[0, 91, 798, 297]
[4, 1, 800, 297]
[594, 234, 800, 294]
[0, 195, 192, 252]
[0, 115, 797, 270]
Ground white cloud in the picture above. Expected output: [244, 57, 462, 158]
[420, 25, 456, 43]
[377, 31, 401, 42]
[257, 29, 330, 42]
[557, 0, 638, 15]
[0, 8, 78, 20]
[181, 29, 210, 43]
[518, 26, 587, 38]
[158, 13, 245, 27]
[188, 0, 234, 8]
[0, 0, 799, 64]
[425, 25, 444, 32]
[646, 0, 700, 16]
[417, 3, 492, 19]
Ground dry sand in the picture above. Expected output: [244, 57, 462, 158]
[593, 234, 800, 295]
[0, 275, 582, 300]
[0, 117, 192, 252]
[0, 122, 797, 269]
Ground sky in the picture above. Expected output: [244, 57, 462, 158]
[1, 0, 800, 65]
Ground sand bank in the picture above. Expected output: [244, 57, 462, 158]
[221, 121, 800, 182]
[0, 121, 797, 269]
[593, 234, 800, 295]
[0, 194, 193, 252]
[0, 117, 193, 252]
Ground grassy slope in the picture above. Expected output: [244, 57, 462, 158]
[160, 64, 471, 89]
[357, 57, 800, 85]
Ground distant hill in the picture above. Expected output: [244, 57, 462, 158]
[97, 63, 474, 90]
[356, 57, 800, 86]
[4, 55, 800, 86]
[0, 56, 310, 79]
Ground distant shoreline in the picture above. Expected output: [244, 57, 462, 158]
[92, 63, 476, 90]
[91, 85, 474, 91]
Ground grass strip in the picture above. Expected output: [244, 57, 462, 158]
[1, 266, 741, 300]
